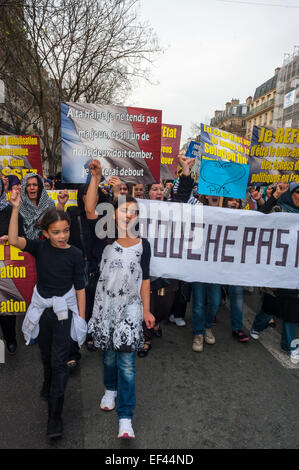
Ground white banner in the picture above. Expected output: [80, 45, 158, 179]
[138, 200, 299, 288]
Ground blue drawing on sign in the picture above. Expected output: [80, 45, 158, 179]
[200, 160, 246, 196]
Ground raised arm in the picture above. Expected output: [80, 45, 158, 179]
[173, 155, 195, 203]
[258, 182, 289, 214]
[8, 189, 26, 250]
[85, 159, 102, 219]
[57, 189, 69, 211]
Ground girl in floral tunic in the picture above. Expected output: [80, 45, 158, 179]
[88, 195, 155, 439]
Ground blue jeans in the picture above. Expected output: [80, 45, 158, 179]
[227, 285, 244, 331]
[192, 283, 221, 335]
[102, 350, 136, 419]
[252, 310, 297, 352]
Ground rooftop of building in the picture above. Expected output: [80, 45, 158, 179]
[253, 74, 278, 101]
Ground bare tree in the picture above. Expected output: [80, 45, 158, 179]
[0, 0, 161, 173]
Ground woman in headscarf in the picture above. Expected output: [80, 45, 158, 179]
[20, 173, 68, 239]
[0, 179, 25, 355]
[250, 182, 299, 363]
[44, 178, 54, 190]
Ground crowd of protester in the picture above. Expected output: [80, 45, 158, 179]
[0, 160, 298, 441]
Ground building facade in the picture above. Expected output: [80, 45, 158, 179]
[273, 47, 299, 130]
[210, 99, 249, 136]
[244, 69, 280, 139]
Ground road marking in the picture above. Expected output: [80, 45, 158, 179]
[243, 303, 299, 370]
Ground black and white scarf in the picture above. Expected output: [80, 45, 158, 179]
[20, 173, 55, 239]
[0, 179, 9, 211]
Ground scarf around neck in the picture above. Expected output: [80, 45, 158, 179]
[20, 173, 55, 239]
[0, 179, 9, 211]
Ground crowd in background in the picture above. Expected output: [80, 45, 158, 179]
[0, 160, 299, 440]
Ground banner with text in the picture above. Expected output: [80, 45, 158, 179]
[160, 123, 182, 178]
[47, 190, 78, 210]
[138, 200, 299, 288]
[0, 244, 36, 316]
[200, 124, 250, 164]
[61, 102, 162, 184]
[0, 135, 43, 181]
[248, 125, 299, 186]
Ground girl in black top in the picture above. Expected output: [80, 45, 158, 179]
[8, 188, 85, 439]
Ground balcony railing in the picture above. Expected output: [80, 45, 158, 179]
[245, 98, 275, 118]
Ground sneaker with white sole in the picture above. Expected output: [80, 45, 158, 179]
[192, 334, 204, 352]
[118, 419, 135, 439]
[290, 350, 299, 364]
[100, 390, 117, 411]
[169, 315, 186, 327]
[204, 328, 215, 344]
[250, 329, 260, 340]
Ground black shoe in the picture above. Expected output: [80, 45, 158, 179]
[47, 417, 63, 439]
[47, 396, 64, 439]
[66, 360, 79, 372]
[7, 342, 17, 355]
[153, 326, 162, 338]
[40, 382, 50, 401]
[85, 341, 97, 352]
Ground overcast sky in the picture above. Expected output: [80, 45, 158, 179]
[128, 0, 299, 145]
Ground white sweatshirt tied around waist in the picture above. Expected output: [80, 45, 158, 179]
[22, 285, 87, 347]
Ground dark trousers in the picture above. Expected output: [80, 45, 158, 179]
[0, 315, 16, 343]
[143, 290, 176, 342]
[38, 308, 71, 398]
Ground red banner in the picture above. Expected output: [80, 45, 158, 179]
[0, 244, 36, 316]
[0, 135, 43, 181]
[160, 124, 182, 178]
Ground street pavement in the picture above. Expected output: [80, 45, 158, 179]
[1, 289, 299, 449]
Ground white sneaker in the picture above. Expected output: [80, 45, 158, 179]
[100, 390, 117, 411]
[118, 419, 135, 439]
[169, 315, 186, 327]
[290, 350, 299, 364]
[250, 329, 260, 340]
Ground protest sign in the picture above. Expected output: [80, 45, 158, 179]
[160, 124, 182, 178]
[0, 244, 36, 316]
[198, 159, 250, 199]
[47, 190, 78, 210]
[185, 140, 201, 159]
[0, 135, 43, 181]
[136, 199, 299, 288]
[200, 123, 250, 164]
[248, 125, 299, 185]
[61, 102, 162, 184]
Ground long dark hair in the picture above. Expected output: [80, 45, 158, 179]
[105, 195, 139, 245]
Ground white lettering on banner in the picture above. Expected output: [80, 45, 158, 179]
[138, 200, 299, 289]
